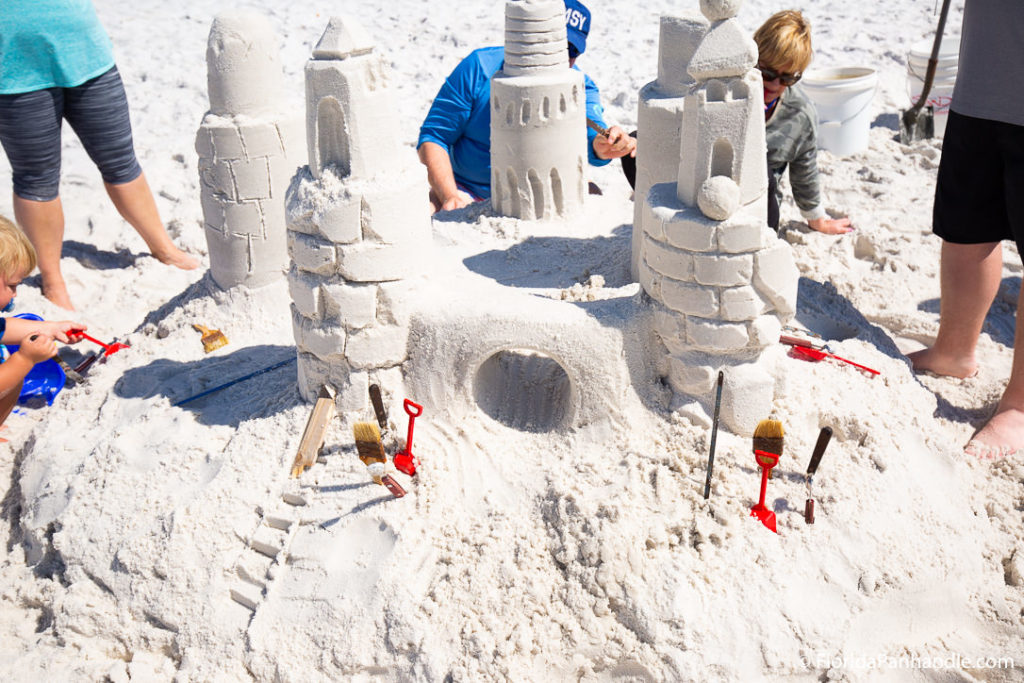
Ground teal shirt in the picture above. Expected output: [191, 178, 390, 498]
[0, 0, 115, 94]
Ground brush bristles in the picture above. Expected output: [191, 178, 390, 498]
[752, 436, 784, 456]
[753, 418, 784, 440]
[201, 333, 228, 352]
[353, 422, 386, 464]
[753, 418, 784, 457]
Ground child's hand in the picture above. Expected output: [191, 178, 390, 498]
[45, 321, 87, 343]
[19, 332, 57, 364]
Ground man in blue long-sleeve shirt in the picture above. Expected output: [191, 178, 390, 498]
[417, 0, 636, 213]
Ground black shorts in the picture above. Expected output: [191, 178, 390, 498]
[933, 110, 1024, 251]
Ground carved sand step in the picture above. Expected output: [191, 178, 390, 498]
[228, 506, 300, 611]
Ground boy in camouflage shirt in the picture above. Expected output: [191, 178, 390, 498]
[755, 11, 852, 235]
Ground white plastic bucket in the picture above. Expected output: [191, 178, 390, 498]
[801, 66, 878, 157]
[906, 35, 959, 138]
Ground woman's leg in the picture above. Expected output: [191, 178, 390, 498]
[13, 195, 73, 309]
[0, 87, 72, 308]
[104, 173, 198, 268]
[65, 67, 198, 270]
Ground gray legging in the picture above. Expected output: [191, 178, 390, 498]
[0, 65, 141, 202]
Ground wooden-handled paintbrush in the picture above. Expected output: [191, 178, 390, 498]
[352, 422, 405, 497]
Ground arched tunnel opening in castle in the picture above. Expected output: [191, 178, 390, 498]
[473, 348, 571, 432]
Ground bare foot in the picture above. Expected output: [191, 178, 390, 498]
[907, 347, 978, 379]
[152, 246, 200, 270]
[964, 407, 1024, 459]
[41, 277, 75, 311]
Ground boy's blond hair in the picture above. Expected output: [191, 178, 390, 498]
[0, 215, 37, 280]
[754, 10, 813, 74]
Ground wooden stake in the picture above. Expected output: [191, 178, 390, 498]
[290, 385, 337, 477]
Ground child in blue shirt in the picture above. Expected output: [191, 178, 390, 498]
[417, 0, 636, 213]
[0, 216, 85, 429]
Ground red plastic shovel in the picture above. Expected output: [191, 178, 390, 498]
[69, 328, 130, 357]
[790, 344, 879, 376]
[751, 449, 780, 533]
[393, 399, 423, 476]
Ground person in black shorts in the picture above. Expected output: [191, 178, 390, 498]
[908, 0, 1024, 458]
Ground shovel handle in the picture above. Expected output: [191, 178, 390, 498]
[404, 399, 423, 418]
[792, 345, 879, 375]
[68, 328, 108, 350]
[403, 399, 423, 456]
[826, 352, 880, 376]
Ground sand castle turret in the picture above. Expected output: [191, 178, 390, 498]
[637, 0, 798, 434]
[490, 0, 586, 220]
[286, 16, 432, 409]
[196, 12, 303, 289]
[630, 13, 709, 280]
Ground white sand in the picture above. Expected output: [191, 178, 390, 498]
[2, 0, 1023, 680]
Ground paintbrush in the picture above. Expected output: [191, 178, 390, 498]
[53, 354, 85, 384]
[352, 422, 405, 497]
[752, 417, 784, 479]
[586, 117, 610, 137]
[193, 324, 228, 353]
[25, 333, 85, 384]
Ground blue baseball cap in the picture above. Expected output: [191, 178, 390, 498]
[564, 0, 591, 58]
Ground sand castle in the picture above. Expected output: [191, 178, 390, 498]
[274, 0, 796, 435]
[633, 0, 798, 432]
[490, 0, 587, 220]
[284, 16, 432, 412]
[196, 12, 304, 289]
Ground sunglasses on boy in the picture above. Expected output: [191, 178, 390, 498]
[758, 64, 802, 86]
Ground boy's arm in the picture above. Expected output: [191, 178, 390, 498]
[0, 353, 35, 400]
[1, 318, 85, 344]
[581, 72, 613, 167]
[419, 141, 471, 211]
[787, 133, 825, 220]
[0, 333, 56, 400]
[788, 126, 852, 235]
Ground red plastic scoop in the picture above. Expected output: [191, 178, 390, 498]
[69, 328, 130, 357]
[790, 344, 879, 376]
[751, 449, 780, 533]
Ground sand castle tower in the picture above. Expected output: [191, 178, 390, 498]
[630, 13, 709, 280]
[637, 0, 798, 434]
[197, 12, 303, 289]
[490, 0, 587, 220]
[285, 16, 432, 409]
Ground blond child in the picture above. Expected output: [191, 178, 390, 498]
[0, 215, 86, 426]
[755, 10, 852, 235]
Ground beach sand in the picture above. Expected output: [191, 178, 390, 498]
[2, 0, 1022, 680]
